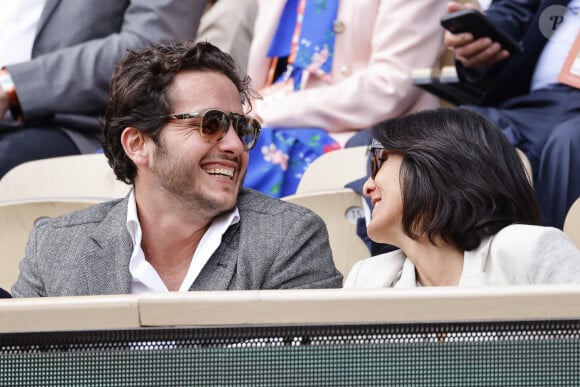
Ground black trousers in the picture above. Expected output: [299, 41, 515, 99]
[0, 126, 80, 178]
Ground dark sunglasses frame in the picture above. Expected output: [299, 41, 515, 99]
[163, 108, 261, 150]
[369, 139, 385, 179]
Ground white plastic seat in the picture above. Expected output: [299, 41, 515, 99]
[564, 197, 580, 250]
[296, 146, 367, 194]
[0, 153, 130, 202]
[0, 198, 102, 290]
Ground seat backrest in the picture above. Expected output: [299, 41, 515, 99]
[282, 189, 370, 279]
[516, 148, 533, 185]
[0, 198, 101, 290]
[564, 197, 580, 250]
[298, 145, 532, 191]
[296, 146, 367, 194]
[0, 153, 130, 201]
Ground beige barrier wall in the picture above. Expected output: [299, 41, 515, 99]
[3, 287, 580, 386]
[0, 294, 140, 333]
[2, 286, 580, 333]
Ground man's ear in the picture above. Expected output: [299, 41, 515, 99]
[121, 126, 150, 167]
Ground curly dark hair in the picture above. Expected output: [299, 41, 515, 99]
[371, 108, 540, 251]
[100, 41, 254, 184]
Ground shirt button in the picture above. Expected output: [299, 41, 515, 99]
[340, 65, 351, 76]
[333, 20, 346, 33]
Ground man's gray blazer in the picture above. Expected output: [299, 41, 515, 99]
[12, 189, 343, 297]
[4, 0, 206, 152]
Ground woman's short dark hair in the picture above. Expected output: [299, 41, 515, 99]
[100, 41, 254, 184]
[372, 108, 540, 251]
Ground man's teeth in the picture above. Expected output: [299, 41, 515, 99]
[207, 168, 234, 178]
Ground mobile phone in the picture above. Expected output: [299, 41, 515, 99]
[440, 9, 523, 55]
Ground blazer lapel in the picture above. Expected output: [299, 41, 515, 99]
[459, 237, 493, 286]
[84, 198, 133, 295]
[35, 0, 61, 39]
[78, 196, 241, 293]
[190, 223, 240, 290]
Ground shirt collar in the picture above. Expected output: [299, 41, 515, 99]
[126, 190, 240, 293]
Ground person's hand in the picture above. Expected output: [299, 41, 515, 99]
[443, 1, 509, 69]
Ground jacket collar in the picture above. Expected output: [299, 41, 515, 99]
[189, 222, 240, 290]
[458, 236, 493, 287]
[35, 0, 60, 39]
[83, 194, 241, 293]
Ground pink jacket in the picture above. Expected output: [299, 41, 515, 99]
[248, 0, 447, 145]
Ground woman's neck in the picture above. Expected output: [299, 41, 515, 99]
[400, 237, 464, 286]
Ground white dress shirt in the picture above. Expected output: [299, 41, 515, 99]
[126, 190, 240, 293]
[531, 0, 580, 91]
[0, 0, 46, 66]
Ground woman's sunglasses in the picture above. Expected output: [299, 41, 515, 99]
[164, 108, 261, 150]
[369, 139, 385, 179]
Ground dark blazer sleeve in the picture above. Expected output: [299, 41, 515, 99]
[455, 0, 542, 102]
[484, 0, 539, 38]
[0, 287, 11, 298]
[6, 0, 207, 124]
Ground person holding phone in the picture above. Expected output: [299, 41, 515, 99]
[444, 0, 580, 231]
[441, 8, 523, 55]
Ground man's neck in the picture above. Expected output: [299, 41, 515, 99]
[140, 215, 210, 291]
[135, 188, 212, 291]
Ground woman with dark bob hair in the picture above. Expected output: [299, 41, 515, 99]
[344, 108, 580, 288]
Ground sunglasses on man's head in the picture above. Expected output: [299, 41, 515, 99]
[369, 139, 385, 179]
[164, 108, 261, 150]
